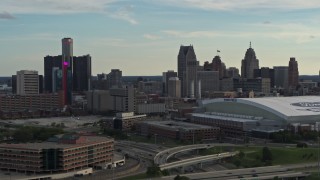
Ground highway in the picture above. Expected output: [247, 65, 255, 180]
[159, 152, 238, 170]
[155, 165, 309, 180]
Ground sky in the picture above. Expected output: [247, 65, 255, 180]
[1, 0, 320, 76]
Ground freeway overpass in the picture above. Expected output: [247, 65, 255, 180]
[159, 152, 238, 171]
[154, 144, 213, 165]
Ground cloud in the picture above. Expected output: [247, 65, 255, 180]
[162, 22, 319, 44]
[143, 34, 162, 40]
[0, 11, 15, 19]
[0, 33, 62, 42]
[0, 0, 138, 24]
[110, 5, 138, 25]
[0, 0, 116, 14]
[155, 0, 320, 11]
[162, 30, 219, 38]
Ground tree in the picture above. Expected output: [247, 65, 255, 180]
[262, 147, 273, 162]
[239, 151, 245, 159]
[174, 175, 190, 180]
[13, 129, 33, 142]
[146, 165, 162, 177]
[234, 159, 241, 167]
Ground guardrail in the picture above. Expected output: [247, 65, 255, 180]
[159, 151, 238, 170]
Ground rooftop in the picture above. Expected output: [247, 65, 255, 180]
[201, 96, 320, 120]
[192, 113, 259, 123]
[0, 136, 113, 150]
[140, 120, 217, 131]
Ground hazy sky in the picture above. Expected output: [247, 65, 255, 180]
[1, 0, 320, 76]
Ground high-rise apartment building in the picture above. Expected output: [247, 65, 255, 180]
[107, 69, 122, 89]
[288, 57, 299, 89]
[177, 45, 199, 98]
[44, 55, 62, 93]
[241, 43, 259, 79]
[62, 38, 73, 105]
[162, 70, 177, 95]
[73, 55, 92, 91]
[109, 85, 135, 112]
[16, 70, 39, 95]
[167, 77, 181, 98]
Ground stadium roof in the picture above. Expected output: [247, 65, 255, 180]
[201, 96, 320, 122]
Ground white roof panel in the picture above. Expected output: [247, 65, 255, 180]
[202, 96, 320, 120]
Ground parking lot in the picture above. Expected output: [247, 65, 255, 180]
[6, 115, 102, 128]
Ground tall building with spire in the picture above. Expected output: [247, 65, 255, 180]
[241, 42, 259, 79]
[288, 57, 299, 89]
[177, 45, 199, 97]
[62, 38, 73, 105]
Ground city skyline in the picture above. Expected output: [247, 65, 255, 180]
[1, 0, 320, 76]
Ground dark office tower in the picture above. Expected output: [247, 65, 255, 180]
[11, 75, 17, 94]
[38, 75, 43, 94]
[177, 45, 198, 97]
[226, 67, 240, 78]
[162, 70, 177, 95]
[241, 42, 259, 79]
[253, 67, 275, 88]
[62, 38, 73, 105]
[288, 57, 299, 89]
[73, 55, 92, 91]
[44, 55, 62, 93]
[107, 69, 122, 89]
[274, 66, 289, 90]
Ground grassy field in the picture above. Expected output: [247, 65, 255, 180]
[305, 172, 320, 180]
[202, 146, 319, 168]
[119, 173, 147, 180]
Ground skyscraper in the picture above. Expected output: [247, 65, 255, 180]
[44, 55, 62, 93]
[274, 66, 289, 90]
[241, 42, 259, 79]
[177, 45, 199, 97]
[212, 55, 226, 79]
[253, 67, 275, 88]
[288, 57, 299, 89]
[73, 55, 92, 91]
[62, 38, 73, 105]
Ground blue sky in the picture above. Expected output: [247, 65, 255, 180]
[1, 0, 320, 76]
